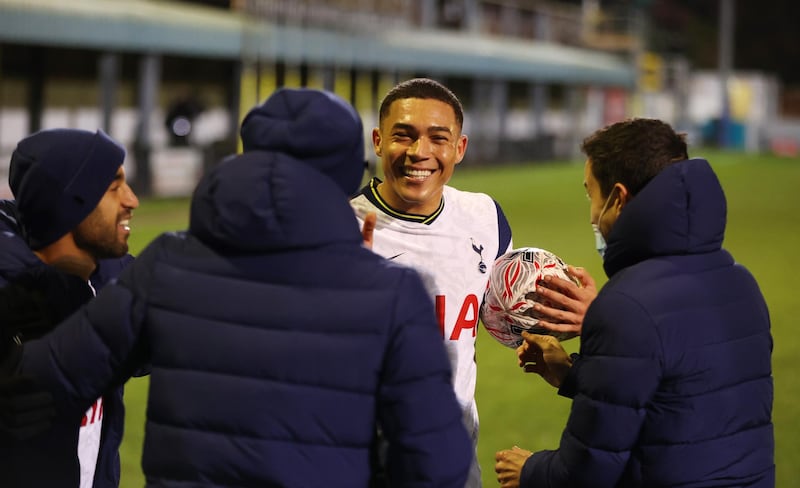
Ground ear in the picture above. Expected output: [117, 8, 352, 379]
[454, 134, 468, 165]
[612, 182, 629, 212]
[372, 128, 382, 157]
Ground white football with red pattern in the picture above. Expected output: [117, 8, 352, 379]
[480, 247, 579, 348]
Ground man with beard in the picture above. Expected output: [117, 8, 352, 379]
[0, 128, 139, 487]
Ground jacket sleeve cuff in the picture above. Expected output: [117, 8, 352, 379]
[521, 449, 556, 488]
[557, 353, 581, 399]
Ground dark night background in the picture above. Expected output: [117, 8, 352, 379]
[560, 0, 800, 113]
[647, 0, 799, 85]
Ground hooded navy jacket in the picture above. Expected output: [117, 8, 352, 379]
[15, 150, 472, 487]
[0, 198, 133, 488]
[521, 159, 774, 487]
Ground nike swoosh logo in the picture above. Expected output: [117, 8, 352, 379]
[387, 253, 405, 260]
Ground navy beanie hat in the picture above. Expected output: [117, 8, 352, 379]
[240, 88, 365, 196]
[8, 128, 125, 250]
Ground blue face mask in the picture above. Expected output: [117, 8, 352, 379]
[591, 189, 615, 258]
[592, 223, 606, 258]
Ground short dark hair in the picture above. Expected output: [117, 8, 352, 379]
[582, 118, 689, 198]
[378, 78, 464, 130]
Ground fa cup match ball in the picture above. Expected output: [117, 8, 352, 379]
[480, 247, 579, 348]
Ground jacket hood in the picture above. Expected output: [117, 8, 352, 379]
[240, 88, 365, 197]
[603, 158, 726, 277]
[189, 151, 362, 253]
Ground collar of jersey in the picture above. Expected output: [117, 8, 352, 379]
[364, 177, 444, 225]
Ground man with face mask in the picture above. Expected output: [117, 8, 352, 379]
[495, 118, 774, 488]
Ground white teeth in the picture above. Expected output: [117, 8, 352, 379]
[120, 220, 130, 231]
[404, 168, 434, 178]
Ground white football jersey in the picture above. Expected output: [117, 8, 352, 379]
[351, 178, 512, 470]
[78, 281, 103, 488]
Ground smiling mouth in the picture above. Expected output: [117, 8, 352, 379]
[119, 219, 131, 232]
[403, 168, 434, 181]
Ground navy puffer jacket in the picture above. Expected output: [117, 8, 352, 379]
[522, 159, 774, 487]
[18, 150, 472, 487]
[0, 198, 133, 488]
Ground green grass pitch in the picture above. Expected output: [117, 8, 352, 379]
[118, 149, 799, 487]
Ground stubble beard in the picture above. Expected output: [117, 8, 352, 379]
[73, 213, 128, 260]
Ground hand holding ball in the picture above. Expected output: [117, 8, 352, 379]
[480, 247, 580, 348]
